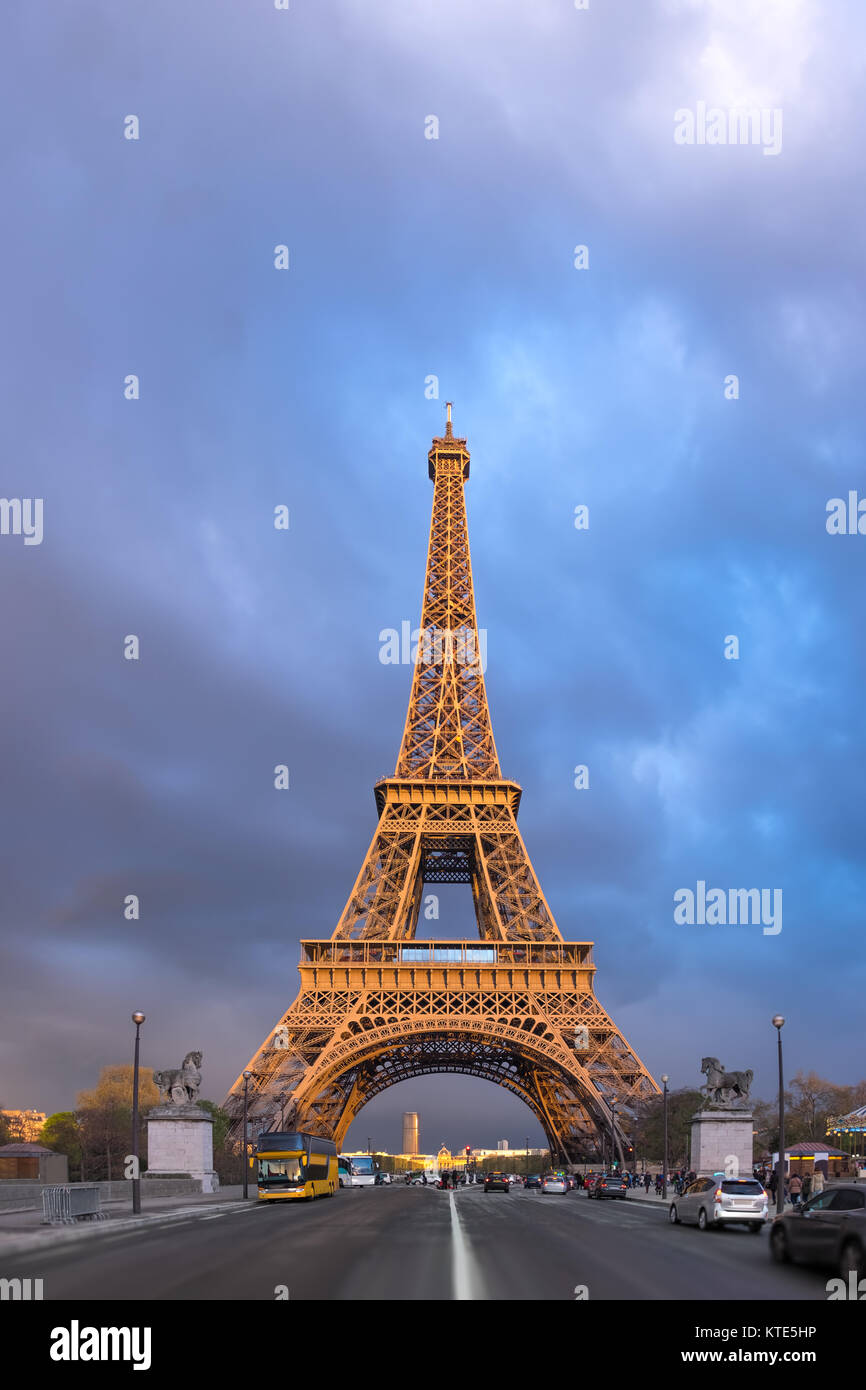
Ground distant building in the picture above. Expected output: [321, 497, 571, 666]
[1, 1110, 45, 1143]
[402, 1112, 419, 1156]
[0, 1143, 68, 1182]
[497, 1140, 509, 1151]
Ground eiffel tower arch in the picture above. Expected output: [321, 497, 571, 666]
[225, 406, 659, 1162]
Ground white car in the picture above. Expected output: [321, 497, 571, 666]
[541, 1173, 568, 1194]
[669, 1177, 768, 1231]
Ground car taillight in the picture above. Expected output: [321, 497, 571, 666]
[714, 1188, 723, 1201]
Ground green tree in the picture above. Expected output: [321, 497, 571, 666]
[0, 1109, 12, 1146]
[40, 1112, 83, 1180]
[77, 1065, 159, 1182]
[197, 1100, 232, 1152]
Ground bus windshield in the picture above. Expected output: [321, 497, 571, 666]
[350, 1157, 377, 1175]
[258, 1157, 302, 1181]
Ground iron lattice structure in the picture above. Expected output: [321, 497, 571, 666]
[224, 408, 658, 1161]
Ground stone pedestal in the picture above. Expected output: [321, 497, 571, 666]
[690, 1109, 753, 1179]
[144, 1106, 218, 1193]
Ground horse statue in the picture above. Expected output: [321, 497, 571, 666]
[153, 1051, 203, 1106]
[700, 1057, 753, 1108]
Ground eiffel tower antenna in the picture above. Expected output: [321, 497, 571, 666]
[225, 416, 659, 1160]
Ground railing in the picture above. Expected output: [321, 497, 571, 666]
[300, 939, 593, 967]
[41, 1185, 105, 1225]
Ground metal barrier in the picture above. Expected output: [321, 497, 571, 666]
[41, 1185, 105, 1225]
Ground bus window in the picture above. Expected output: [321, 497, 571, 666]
[259, 1157, 302, 1181]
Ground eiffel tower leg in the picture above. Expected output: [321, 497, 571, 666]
[332, 821, 424, 941]
[472, 816, 562, 942]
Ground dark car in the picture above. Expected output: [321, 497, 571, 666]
[590, 1172, 629, 1200]
[484, 1171, 510, 1193]
[524, 1174, 542, 1190]
[770, 1184, 866, 1280]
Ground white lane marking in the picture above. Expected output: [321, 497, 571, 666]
[449, 1191, 485, 1300]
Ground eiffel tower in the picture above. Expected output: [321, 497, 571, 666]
[224, 406, 658, 1160]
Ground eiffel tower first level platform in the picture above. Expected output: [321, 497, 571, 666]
[224, 407, 658, 1162]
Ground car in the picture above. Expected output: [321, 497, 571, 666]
[590, 1172, 629, 1200]
[540, 1173, 568, 1194]
[524, 1174, 542, 1190]
[770, 1184, 866, 1280]
[484, 1172, 510, 1192]
[669, 1176, 768, 1231]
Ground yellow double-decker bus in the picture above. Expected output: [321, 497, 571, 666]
[255, 1132, 338, 1202]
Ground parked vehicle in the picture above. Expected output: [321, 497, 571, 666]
[669, 1176, 768, 1231]
[770, 1184, 866, 1279]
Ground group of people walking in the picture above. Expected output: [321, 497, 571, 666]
[763, 1165, 824, 1205]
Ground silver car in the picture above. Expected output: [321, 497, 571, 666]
[541, 1173, 568, 1194]
[669, 1176, 768, 1231]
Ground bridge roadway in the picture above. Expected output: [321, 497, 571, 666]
[27, 1183, 830, 1302]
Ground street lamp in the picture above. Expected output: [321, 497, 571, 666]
[609, 1098, 617, 1173]
[773, 1016, 786, 1216]
[131, 1012, 145, 1215]
[661, 1075, 670, 1201]
[242, 1070, 252, 1200]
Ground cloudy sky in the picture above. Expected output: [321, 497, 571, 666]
[2, 0, 864, 1152]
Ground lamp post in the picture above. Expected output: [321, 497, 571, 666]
[242, 1070, 252, 1200]
[131, 1012, 145, 1215]
[610, 1098, 617, 1173]
[661, 1075, 670, 1201]
[773, 1016, 786, 1216]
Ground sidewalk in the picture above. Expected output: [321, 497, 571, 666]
[625, 1187, 671, 1205]
[0, 1185, 252, 1261]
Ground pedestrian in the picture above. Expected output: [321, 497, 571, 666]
[811, 1166, 825, 1196]
[801, 1171, 812, 1203]
[767, 1169, 777, 1198]
[644, 1172, 651, 1194]
[789, 1173, 803, 1206]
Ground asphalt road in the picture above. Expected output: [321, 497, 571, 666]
[21, 1185, 831, 1301]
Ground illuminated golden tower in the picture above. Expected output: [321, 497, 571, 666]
[225, 408, 658, 1160]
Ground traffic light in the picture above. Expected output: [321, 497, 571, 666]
[465, 1145, 471, 1156]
